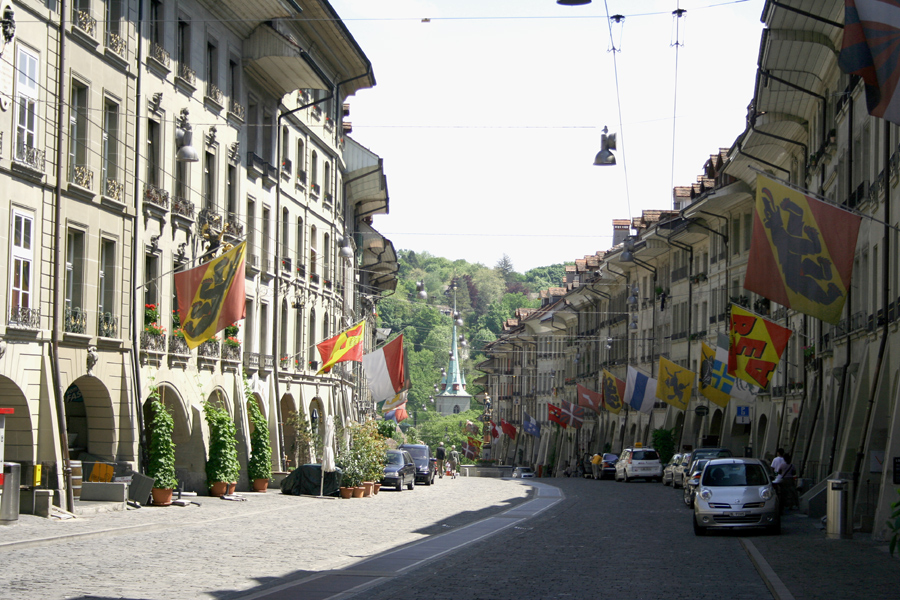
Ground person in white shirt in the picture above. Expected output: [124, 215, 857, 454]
[771, 447, 786, 474]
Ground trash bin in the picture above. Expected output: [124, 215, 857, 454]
[1, 462, 21, 524]
[826, 479, 852, 539]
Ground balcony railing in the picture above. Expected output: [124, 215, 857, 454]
[222, 343, 241, 361]
[280, 356, 290, 369]
[197, 208, 222, 233]
[65, 307, 87, 334]
[8, 305, 40, 329]
[281, 158, 292, 175]
[280, 256, 292, 273]
[206, 83, 224, 105]
[263, 355, 274, 370]
[150, 42, 170, 68]
[324, 193, 333, 206]
[228, 99, 245, 121]
[98, 313, 118, 338]
[140, 331, 166, 352]
[310, 273, 320, 285]
[107, 31, 127, 57]
[223, 216, 244, 238]
[15, 142, 46, 171]
[295, 263, 306, 279]
[310, 182, 320, 196]
[144, 183, 169, 209]
[105, 178, 124, 201]
[245, 352, 261, 370]
[73, 8, 96, 36]
[178, 63, 196, 86]
[297, 170, 307, 184]
[168, 335, 190, 356]
[172, 196, 195, 219]
[198, 339, 221, 358]
[69, 165, 94, 190]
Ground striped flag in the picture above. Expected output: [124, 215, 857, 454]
[316, 320, 366, 374]
[363, 334, 408, 410]
[174, 241, 247, 349]
[624, 367, 657, 414]
[560, 399, 584, 429]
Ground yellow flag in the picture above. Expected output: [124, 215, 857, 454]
[700, 342, 732, 408]
[656, 357, 694, 410]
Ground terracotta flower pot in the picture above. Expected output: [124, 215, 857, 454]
[227, 482, 237, 495]
[373, 483, 382, 495]
[351, 486, 365, 498]
[151, 487, 174, 506]
[362, 481, 374, 497]
[252, 478, 269, 492]
[339, 486, 353, 499]
[209, 481, 228, 497]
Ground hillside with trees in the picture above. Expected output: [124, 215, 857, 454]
[374, 251, 568, 445]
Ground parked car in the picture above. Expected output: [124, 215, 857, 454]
[615, 447, 662, 482]
[399, 443, 437, 485]
[512, 467, 535, 478]
[662, 453, 682, 486]
[672, 453, 693, 489]
[599, 453, 618, 480]
[693, 457, 780, 536]
[382, 449, 416, 491]
[682, 458, 711, 507]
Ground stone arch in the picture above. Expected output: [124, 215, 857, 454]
[756, 413, 768, 457]
[710, 409, 724, 445]
[0, 376, 34, 463]
[65, 376, 115, 460]
[144, 384, 195, 484]
[731, 420, 751, 457]
[280, 393, 299, 469]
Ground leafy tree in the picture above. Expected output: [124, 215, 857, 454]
[525, 264, 568, 291]
[471, 268, 505, 313]
[651, 427, 677, 465]
[495, 254, 515, 282]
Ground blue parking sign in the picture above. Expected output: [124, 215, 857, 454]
[736, 405, 750, 424]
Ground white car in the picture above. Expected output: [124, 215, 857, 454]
[615, 447, 663, 482]
[512, 467, 535, 478]
[693, 458, 780, 535]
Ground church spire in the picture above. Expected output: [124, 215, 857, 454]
[435, 280, 471, 415]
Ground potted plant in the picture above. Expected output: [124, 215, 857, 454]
[147, 394, 178, 506]
[246, 378, 272, 492]
[204, 401, 240, 496]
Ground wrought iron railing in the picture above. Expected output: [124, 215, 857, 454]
[206, 83, 223, 105]
[73, 8, 96, 36]
[228, 99, 245, 121]
[281, 158, 292, 175]
[65, 307, 87, 334]
[105, 178, 123, 201]
[140, 331, 167, 352]
[15, 142, 45, 171]
[150, 42, 170, 68]
[168, 335, 190, 356]
[107, 31, 126, 57]
[8, 305, 40, 329]
[280, 256, 292, 273]
[198, 339, 221, 358]
[223, 216, 243, 238]
[263, 355, 274, 370]
[70, 165, 94, 190]
[222, 343, 241, 361]
[172, 196, 195, 219]
[197, 208, 222, 233]
[178, 62, 196, 85]
[98, 312, 118, 338]
[144, 183, 169, 209]
[245, 352, 261, 369]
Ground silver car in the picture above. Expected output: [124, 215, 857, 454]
[693, 458, 780, 535]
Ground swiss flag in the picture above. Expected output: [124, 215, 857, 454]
[489, 420, 500, 439]
[501, 419, 517, 440]
[577, 384, 604, 414]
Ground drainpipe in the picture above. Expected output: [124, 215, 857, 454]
[51, 0, 74, 513]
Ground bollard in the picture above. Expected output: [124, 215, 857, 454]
[1, 462, 21, 524]
[825, 479, 852, 539]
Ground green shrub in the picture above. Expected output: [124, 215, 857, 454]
[336, 420, 388, 486]
[651, 427, 676, 465]
[147, 396, 178, 490]
[204, 401, 240, 484]
[246, 395, 272, 481]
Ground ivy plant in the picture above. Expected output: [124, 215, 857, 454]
[203, 401, 240, 485]
[147, 394, 178, 490]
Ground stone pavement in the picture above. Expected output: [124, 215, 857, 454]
[1, 476, 898, 600]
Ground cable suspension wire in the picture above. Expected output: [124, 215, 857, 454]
[604, 1, 631, 223]
[670, 3, 687, 195]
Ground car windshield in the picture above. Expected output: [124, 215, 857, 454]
[386, 452, 404, 466]
[690, 460, 709, 475]
[403, 446, 428, 459]
[519, 468, 533, 474]
[694, 448, 733, 460]
[603, 454, 618, 461]
[702, 463, 769, 486]
[632, 450, 659, 461]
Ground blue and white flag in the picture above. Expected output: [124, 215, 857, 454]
[522, 411, 541, 437]
[625, 366, 657, 414]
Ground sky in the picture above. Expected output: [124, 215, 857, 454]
[330, 0, 765, 273]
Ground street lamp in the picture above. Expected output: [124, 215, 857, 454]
[174, 108, 199, 163]
[557, 0, 591, 5]
[594, 126, 617, 166]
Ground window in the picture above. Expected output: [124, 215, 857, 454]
[247, 98, 258, 154]
[323, 232, 330, 279]
[227, 58, 240, 107]
[15, 46, 39, 162]
[66, 229, 86, 333]
[280, 301, 288, 359]
[145, 253, 159, 309]
[177, 18, 190, 69]
[10, 210, 34, 314]
[226, 164, 237, 219]
[731, 216, 740, 256]
[281, 125, 290, 173]
[260, 303, 269, 357]
[69, 81, 90, 187]
[102, 99, 120, 196]
[309, 225, 317, 275]
[324, 161, 331, 195]
[308, 309, 316, 362]
[296, 140, 305, 181]
[281, 208, 290, 259]
[149, 0, 164, 48]
[296, 217, 304, 267]
[245, 300, 254, 352]
[247, 198, 256, 258]
[106, 0, 124, 52]
[204, 149, 216, 210]
[147, 119, 161, 187]
[175, 155, 189, 201]
[262, 110, 274, 163]
[206, 40, 219, 98]
[99, 239, 117, 337]
[310, 151, 318, 191]
[262, 206, 271, 271]
[294, 305, 304, 363]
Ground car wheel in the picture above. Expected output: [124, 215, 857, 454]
[683, 486, 693, 507]
[624, 473, 631, 483]
[674, 477, 681, 489]
[693, 516, 706, 536]
[768, 516, 781, 535]
[407, 478, 415, 490]
[396, 479, 403, 492]
[663, 475, 671, 486]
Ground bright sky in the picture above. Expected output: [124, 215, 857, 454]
[330, 0, 764, 273]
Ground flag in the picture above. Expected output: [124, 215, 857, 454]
[384, 402, 409, 423]
[489, 421, 500, 439]
[174, 241, 247, 349]
[624, 367, 657, 414]
[700, 342, 734, 408]
[522, 411, 541, 437]
[560, 399, 584, 429]
[745, 175, 860, 325]
[601, 370, 625, 415]
[656, 357, 694, 411]
[467, 436, 482, 450]
[728, 304, 793, 390]
[501, 419, 517, 440]
[462, 439, 479, 460]
[464, 420, 480, 436]
[577, 384, 604, 415]
[316, 320, 366, 374]
[377, 390, 407, 414]
[839, 0, 900, 124]
[363, 334, 408, 410]
[548, 403, 567, 428]
[716, 333, 758, 403]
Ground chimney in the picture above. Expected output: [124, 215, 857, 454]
[612, 219, 631, 247]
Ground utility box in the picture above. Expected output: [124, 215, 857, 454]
[826, 479, 853, 539]
[1, 462, 21, 523]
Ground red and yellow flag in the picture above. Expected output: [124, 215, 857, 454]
[745, 175, 860, 324]
[316, 320, 366, 374]
[728, 304, 792, 390]
[601, 370, 625, 415]
[174, 241, 247, 350]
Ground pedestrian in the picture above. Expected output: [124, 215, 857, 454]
[591, 453, 601, 480]
[771, 447, 786, 475]
[449, 445, 460, 478]
[435, 442, 446, 478]
[780, 453, 799, 512]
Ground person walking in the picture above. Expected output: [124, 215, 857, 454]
[781, 453, 799, 511]
[435, 442, 446, 478]
[591, 453, 601, 480]
[449, 445, 460, 478]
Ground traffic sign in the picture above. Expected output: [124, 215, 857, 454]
[736, 405, 751, 424]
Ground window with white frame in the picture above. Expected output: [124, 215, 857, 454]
[102, 98, 120, 197]
[309, 225, 317, 275]
[99, 238, 117, 337]
[69, 81, 90, 188]
[146, 118, 162, 187]
[10, 210, 34, 316]
[204, 148, 217, 211]
[106, 0, 125, 54]
[15, 46, 39, 163]
[66, 229, 86, 333]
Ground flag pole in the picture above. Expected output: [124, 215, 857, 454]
[136, 239, 246, 290]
